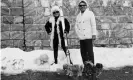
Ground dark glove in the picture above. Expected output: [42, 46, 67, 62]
[92, 35, 96, 40]
[48, 33, 51, 35]
[64, 31, 68, 34]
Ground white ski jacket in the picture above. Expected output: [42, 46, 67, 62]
[75, 9, 97, 40]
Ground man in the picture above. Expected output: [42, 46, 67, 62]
[75, 0, 97, 64]
[45, 6, 70, 65]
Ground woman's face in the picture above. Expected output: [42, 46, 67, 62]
[53, 10, 60, 18]
[79, 2, 87, 13]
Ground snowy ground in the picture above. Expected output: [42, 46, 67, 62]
[1, 47, 133, 75]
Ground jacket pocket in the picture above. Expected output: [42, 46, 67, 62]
[83, 27, 92, 37]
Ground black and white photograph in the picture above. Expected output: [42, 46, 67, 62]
[1, 0, 133, 80]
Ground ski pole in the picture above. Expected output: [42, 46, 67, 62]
[65, 33, 73, 65]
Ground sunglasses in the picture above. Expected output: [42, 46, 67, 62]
[53, 11, 59, 14]
[79, 5, 87, 7]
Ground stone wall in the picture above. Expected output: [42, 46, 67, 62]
[1, 0, 133, 51]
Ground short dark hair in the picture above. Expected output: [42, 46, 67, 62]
[79, 1, 87, 6]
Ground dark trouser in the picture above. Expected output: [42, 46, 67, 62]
[53, 33, 67, 64]
[80, 39, 94, 64]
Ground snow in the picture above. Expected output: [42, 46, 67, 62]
[1, 47, 133, 75]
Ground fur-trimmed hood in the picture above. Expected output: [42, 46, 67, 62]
[50, 5, 63, 17]
[48, 6, 67, 49]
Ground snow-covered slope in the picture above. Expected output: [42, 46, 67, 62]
[1, 47, 133, 75]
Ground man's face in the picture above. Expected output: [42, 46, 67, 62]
[79, 2, 87, 13]
[53, 10, 60, 18]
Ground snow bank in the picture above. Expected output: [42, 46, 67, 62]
[1, 47, 83, 75]
[93, 47, 133, 69]
[1, 47, 133, 75]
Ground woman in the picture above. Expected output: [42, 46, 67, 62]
[45, 6, 70, 65]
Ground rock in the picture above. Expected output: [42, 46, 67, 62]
[91, 6, 105, 16]
[11, 24, 23, 31]
[14, 16, 23, 24]
[1, 24, 10, 32]
[25, 31, 37, 40]
[1, 40, 14, 48]
[118, 16, 132, 23]
[10, 0, 23, 7]
[104, 6, 114, 16]
[100, 23, 111, 30]
[24, 17, 34, 24]
[3, 16, 14, 24]
[42, 40, 50, 47]
[36, 32, 47, 40]
[10, 8, 23, 16]
[10, 31, 24, 39]
[1, 31, 10, 40]
[13, 40, 24, 47]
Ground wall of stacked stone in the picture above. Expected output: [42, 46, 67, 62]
[1, 0, 133, 51]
